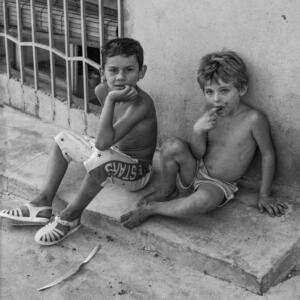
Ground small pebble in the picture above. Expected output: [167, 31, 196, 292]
[118, 289, 127, 295]
[106, 235, 114, 242]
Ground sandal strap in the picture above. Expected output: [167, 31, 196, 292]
[1, 204, 52, 218]
[54, 216, 80, 227]
[16, 207, 22, 217]
[1, 207, 23, 217]
[24, 203, 52, 217]
[35, 215, 81, 245]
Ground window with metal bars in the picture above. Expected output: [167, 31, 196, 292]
[0, 0, 124, 112]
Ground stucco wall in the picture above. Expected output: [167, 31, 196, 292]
[123, 0, 300, 192]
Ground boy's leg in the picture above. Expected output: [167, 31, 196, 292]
[121, 183, 224, 229]
[34, 164, 105, 245]
[0, 142, 68, 222]
[59, 172, 102, 221]
[138, 137, 197, 206]
[0, 131, 93, 223]
[31, 142, 68, 208]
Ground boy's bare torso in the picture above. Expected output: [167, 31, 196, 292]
[204, 103, 257, 182]
[112, 89, 157, 163]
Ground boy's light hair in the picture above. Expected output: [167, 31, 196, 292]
[101, 37, 144, 70]
[197, 50, 248, 91]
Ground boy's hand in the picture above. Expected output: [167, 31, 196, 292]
[107, 85, 138, 103]
[194, 108, 218, 132]
[258, 195, 288, 217]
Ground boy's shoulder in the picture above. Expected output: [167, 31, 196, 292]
[239, 103, 269, 128]
[134, 87, 156, 114]
[239, 103, 266, 119]
[137, 86, 154, 103]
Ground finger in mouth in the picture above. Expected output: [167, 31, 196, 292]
[215, 106, 224, 113]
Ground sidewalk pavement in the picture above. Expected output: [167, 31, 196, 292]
[1, 105, 300, 296]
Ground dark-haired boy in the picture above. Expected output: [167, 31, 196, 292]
[0, 38, 157, 245]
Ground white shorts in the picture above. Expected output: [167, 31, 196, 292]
[54, 131, 152, 192]
[176, 160, 238, 207]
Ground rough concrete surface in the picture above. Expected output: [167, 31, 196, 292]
[1, 193, 300, 300]
[0, 193, 261, 300]
[2, 105, 300, 298]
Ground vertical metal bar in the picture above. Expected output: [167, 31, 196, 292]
[98, 0, 105, 83]
[3, 0, 11, 78]
[81, 0, 89, 113]
[16, 0, 25, 83]
[70, 44, 78, 95]
[63, 0, 71, 109]
[117, 0, 124, 37]
[30, 0, 38, 90]
[98, 0, 104, 67]
[47, 0, 56, 97]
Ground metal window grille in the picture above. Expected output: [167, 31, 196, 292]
[0, 0, 124, 113]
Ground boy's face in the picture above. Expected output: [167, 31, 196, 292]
[103, 55, 146, 91]
[203, 79, 246, 116]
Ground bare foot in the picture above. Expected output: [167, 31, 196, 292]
[120, 206, 153, 229]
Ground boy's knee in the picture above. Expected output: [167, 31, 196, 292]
[161, 137, 188, 159]
[54, 131, 72, 162]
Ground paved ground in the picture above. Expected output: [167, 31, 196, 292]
[0, 192, 256, 300]
[1, 192, 300, 300]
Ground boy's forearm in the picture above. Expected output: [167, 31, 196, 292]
[259, 152, 275, 196]
[95, 95, 115, 149]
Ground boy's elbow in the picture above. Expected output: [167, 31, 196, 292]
[95, 83, 108, 105]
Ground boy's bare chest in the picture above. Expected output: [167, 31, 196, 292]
[113, 102, 134, 121]
[113, 101, 151, 136]
[209, 117, 253, 147]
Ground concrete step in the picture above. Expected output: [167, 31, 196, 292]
[1, 192, 265, 300]
[2, 105, 300, 295]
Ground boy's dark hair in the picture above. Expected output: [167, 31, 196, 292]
[101, 37, 144, 70]
[197, 50, 248, 91]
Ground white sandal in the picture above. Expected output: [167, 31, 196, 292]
[34, 216, 81, 246]
[0, 203, 52, 225]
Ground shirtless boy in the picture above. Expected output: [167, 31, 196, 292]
[0, 38, 157, 245]
[121, 50, 287, 229]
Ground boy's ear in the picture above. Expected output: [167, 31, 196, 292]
[239, 85, 248, 96]
[138, 65, 147, 79]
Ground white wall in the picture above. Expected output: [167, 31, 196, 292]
[123, 0, 300, 190]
